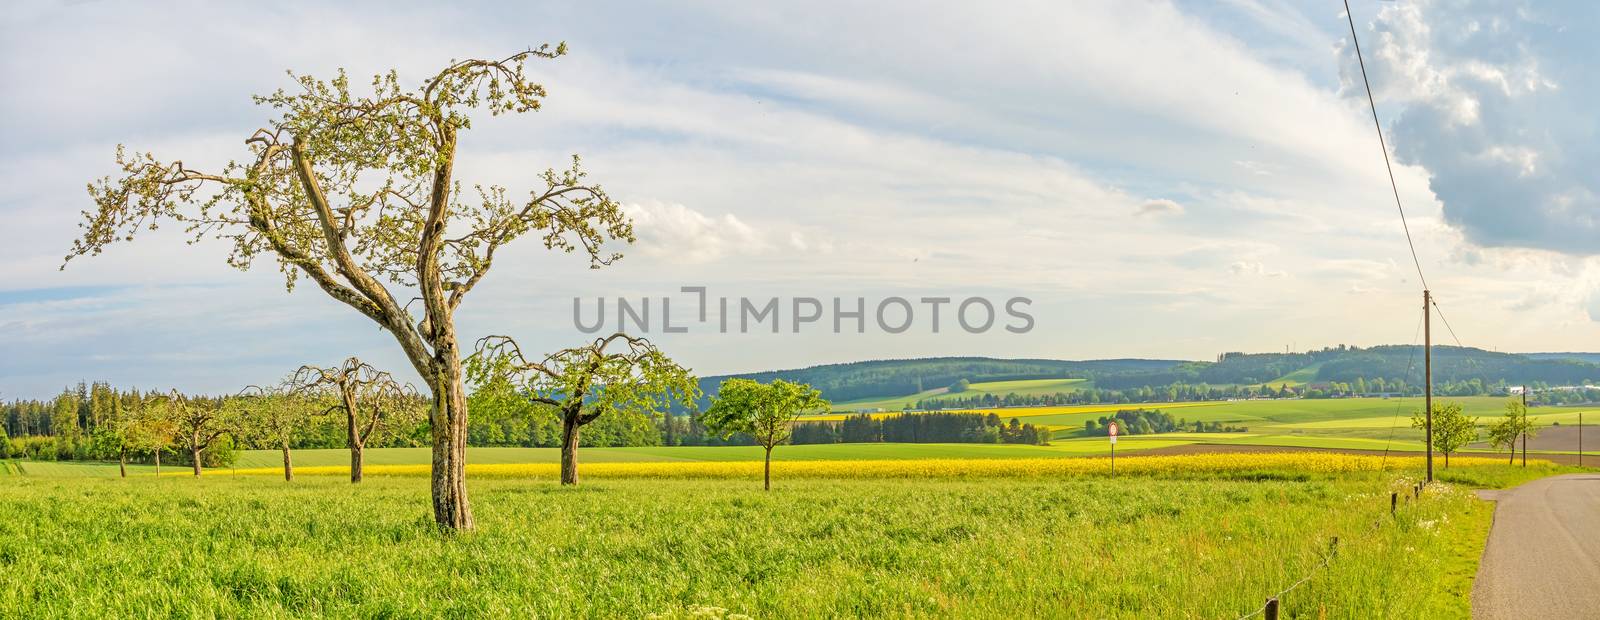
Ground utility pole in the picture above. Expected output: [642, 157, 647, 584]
[1521, 386, 1528, 467]
[1424, 290, 1434, 484]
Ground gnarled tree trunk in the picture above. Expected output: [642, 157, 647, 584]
[282, 444, 294, 482]
[428, 357, 473, 530]
[119, 447, 127, 479]
[351, 442, 364, 483]
[347, 400, 365, 484]
[339, 381, 371, 484]
[191, 447, 203, 477]
[561, 416, 581, 486]
[154, 450, 161, 476]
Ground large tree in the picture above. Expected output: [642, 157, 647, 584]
[292, 358, 421, 483]
[65, 49, 632, 529]
[701, 379, 829, 490]
[467, 333, 697, 486]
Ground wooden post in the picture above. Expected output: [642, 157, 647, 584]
[1391, 492, 1398, 515]
[1424, 290, 1433, 484]
[1264, 597, 1280, 620]
[1521, 386, 1528, 468]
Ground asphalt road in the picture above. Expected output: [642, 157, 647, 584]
[1472, 473, 1600, 619]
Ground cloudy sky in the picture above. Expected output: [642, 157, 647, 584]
[3, 0, 1598, 398]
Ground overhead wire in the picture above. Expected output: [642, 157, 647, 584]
[1342, 0, 1429, 293]
[1344, 1, 1472, 353]
[1380, 313, 1425, 468]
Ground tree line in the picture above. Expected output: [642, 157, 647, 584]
[912, 375, 1556, 412]
[788, 412, 1051, 446]
[0, 368, 430, 479]
[1079, 409, 1247, 436]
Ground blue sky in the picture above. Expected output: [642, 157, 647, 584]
[3, 0, 1598, 398]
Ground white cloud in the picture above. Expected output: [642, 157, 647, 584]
[622, 202, 769, 263]
[1340, 0, 1600, 254]
[1229, 261, 1287, 278]
[1135, 198, 1185, 218]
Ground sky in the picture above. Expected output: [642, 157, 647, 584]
[3, 0, 1598, 398]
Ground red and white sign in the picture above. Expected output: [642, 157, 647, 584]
[1108, 421, 1118, 444]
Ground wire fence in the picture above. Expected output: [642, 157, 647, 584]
[1232, 480, 1426, 620]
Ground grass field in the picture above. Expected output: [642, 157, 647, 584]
[0, 455, 1570, 617]
[814, 395, 1598, 452]
[1266, 362, 1323, 387]
[831, 378, 1091, 411]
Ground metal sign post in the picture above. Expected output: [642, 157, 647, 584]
[1108, 421, 1118, 477]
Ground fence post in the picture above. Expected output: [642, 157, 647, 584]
[1264, 597, 1280, 620]
[1390, 492, 1397, 515]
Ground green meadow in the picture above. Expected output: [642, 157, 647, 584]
[870, 395, 1595, 455]
[832, 378, 1092, 411]
[0, 461, 1569, 618]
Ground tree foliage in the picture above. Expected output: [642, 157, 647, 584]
[1412, 401, 1478, 468]
[290, 358, 423, 483]
[66, 48, 634, 528]
[467, 332, 698, 485]
[151, 391, 237, 476]
[702, 379, 828, 490]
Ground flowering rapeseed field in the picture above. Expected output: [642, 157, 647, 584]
[225, 452, 1534, 480]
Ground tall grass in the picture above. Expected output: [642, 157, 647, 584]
[0, 461, 1564, 618]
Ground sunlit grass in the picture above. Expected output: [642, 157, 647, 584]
[0, 459, 1566, 618]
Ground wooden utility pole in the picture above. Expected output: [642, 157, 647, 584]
[1521, 386, 1528, 467]
[1424, 290, 1434, 484]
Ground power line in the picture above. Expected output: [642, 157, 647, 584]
[1345, 0, 1474, 355]
[1380, 313, 1425, 468]
[1342, 0, 1429, 292]
[1430, 300, 1465, 348]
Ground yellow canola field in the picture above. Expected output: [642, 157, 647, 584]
[222, 453, 1539, 480]
[803, 401, 1221, 422]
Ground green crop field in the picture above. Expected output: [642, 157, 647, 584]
[832, 378, 1091, 411]
[0, 458, 1570, 618]
[805, 395, 1600, 458]
[1265, 363, 1323, 387]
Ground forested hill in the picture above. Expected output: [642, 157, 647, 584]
[1096, 345, 1600, 390]
[696, 357, 1185, 404]
[697, 346, 1600, 405]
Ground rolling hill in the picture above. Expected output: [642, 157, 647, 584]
[694, 346, 1600, 411]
